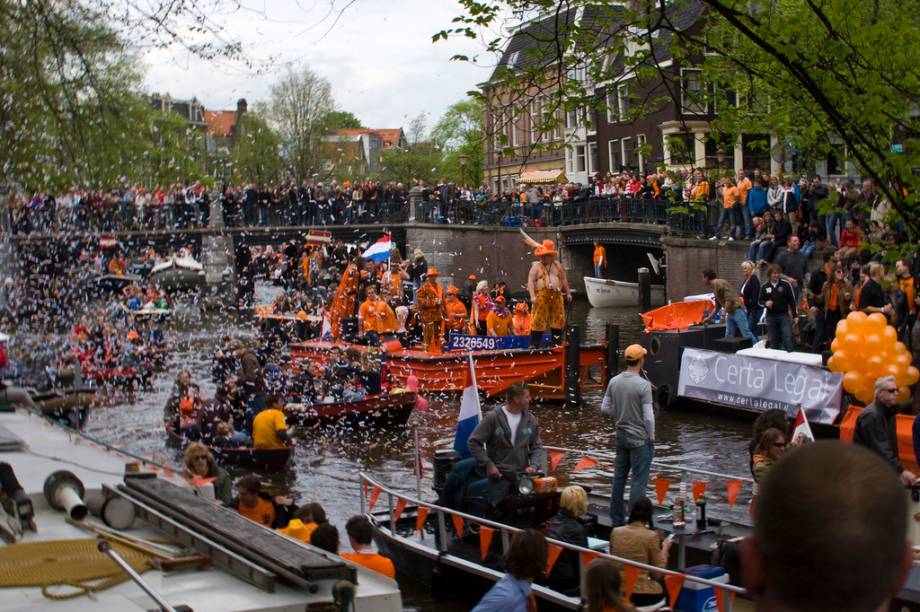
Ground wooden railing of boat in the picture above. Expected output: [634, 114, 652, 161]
[360, 472, 745, 611]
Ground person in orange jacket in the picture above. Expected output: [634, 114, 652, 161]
[416, 268, 446, 352]
[593, 241, 607, 278]
[443, 285, 469, 339]
[512, 302, 532, 335]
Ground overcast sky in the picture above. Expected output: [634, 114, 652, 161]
[142, 0, 498, 131]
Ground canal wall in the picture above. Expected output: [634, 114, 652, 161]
[662, 236, 750, 300]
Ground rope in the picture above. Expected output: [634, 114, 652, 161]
[0, 538, 151, 600]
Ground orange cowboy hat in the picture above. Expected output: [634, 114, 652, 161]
[426, 268, 440, 277]
[447, 285, 460, 295]
[467, 274, 477, 281]
[535, 240, 558, 257]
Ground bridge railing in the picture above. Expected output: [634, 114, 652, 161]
[10, 195, 711, 237]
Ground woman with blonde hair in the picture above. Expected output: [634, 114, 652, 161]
[470, 280, 493, 335]
[546, 486, 589, 594]
[740, 260, 762, 336]
[183, 442, 232, 503]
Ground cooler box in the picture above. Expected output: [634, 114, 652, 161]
[674, 564, 729, 612]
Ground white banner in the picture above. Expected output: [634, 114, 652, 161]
[677, 348, 843, 424]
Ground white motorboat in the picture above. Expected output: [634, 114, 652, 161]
[584, 276, 666, 308]
[149, 256, 205, 292]
[0, 409, 402, 611]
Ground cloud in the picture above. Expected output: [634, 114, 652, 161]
[141, 0, 494, 130]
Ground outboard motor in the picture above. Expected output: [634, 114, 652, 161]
[432, 449, 460, 496]
[43, 470, 87, 520]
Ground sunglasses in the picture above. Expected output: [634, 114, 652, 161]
[882, 387, 898, 393]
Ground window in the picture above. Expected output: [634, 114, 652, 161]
[605, 91, 618, 123]
[827, 142, 848, 176]
[529, 98, 541, 141]
[510, 110, 519, 147]
[567, 63, 587, 83]
[574, 144, 587, 173]
[742, 134, 771, 174]
[588, 142, 598, 176]
[554, 106, 564, 140]
[713, 85, 737, 114]
[608, 139, 621, 172]
[667, 133, 694, 165]
[566, 106, 579, 129]
[636, 134, 647, 176]
[681, 69, 707, 115]
[620, 137, 632, 171]
[507, 50, 521, 67]
[704, 135, 733, 169]
[617, 84, 630, 121]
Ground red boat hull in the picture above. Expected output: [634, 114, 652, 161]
[284, 391, 416, 428]
[165, 424, 292, 472]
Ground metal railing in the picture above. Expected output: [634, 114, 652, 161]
[360, 471, 743, 611]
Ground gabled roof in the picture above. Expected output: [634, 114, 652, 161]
[204, 111, 238, 137]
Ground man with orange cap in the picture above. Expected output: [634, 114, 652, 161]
[486, 296, 513, 336]
[512, 302, 532, 335]
[443, 285, 468, 343]
[416, 268, 446, 352]
[527, 240, 571, 347]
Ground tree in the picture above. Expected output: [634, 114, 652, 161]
[442, 0, 920, 241]
[431, 98, 485, 187]
[231, 113, 283, 186]
[324, 110, 365, 131]
[378, 113, 444, 186]
[264, 66, 335, 182]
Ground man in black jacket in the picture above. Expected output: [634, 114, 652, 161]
[758, 264, 797, 350]
[854, 375, 917, 485]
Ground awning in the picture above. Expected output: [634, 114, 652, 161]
[517, 169, 566, 185]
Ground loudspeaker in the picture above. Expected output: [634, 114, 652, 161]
[712, 336, 753, 353]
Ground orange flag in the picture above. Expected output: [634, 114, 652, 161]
[726, 480, 743, 508]
[580, 550, 599, 568]
[573, 456, 599, 473]
[362, 480, 369, 498]
[691, 481, 707, 501]
[452, 514, 464, 537]
[654, 477, 672, 504]
[479, 526, 495, 560]
[415, 506, 429, 533]
[545, 543, 564, 575]
[665, 573, 686, 607]
[623, 564, 640, 599]
[715, 586, 736, 612]
[393, 498, 407, 523]
[548, 449, 565, 472]
[368, 485, 382, 512]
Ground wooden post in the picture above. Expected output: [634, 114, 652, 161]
[606, 323, 620, 381]
[565, 325, 581, 406]
[638, 266, 652, 312]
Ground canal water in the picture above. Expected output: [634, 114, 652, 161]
[82, 285, 752, 609]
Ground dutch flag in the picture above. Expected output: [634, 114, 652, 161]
[361, 234, 392, 263]
[453, 352, 482, 457]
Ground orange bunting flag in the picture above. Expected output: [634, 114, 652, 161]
[451, 514, 464, 537]
[479, 526, 495, 560]
[548, 450, 565, 472]
[415, 506, 430, 533]
[393, 498, 407, 524]
[368, 485, 382, 512]
[545, 543, 564, 575]
[623, 564, 640, 600]
[691, 481, 707, 501]
[665, 573, 686, 607]
[580, 550, 599, 568]
[726, 480, 743, 508]
[573, 456, 599, 473]
[715, 586, 736, 612]
[654, 477, 672, 505]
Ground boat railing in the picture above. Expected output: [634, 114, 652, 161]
[359, 471, 744, 611]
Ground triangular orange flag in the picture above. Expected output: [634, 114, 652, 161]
[623, 564, 640, 599]
[415, 506, 429, 533]
[715, 586, 736, 612]
[479, 526, 495, 560]
[580, 550, 599, 568]
[665, 573, 686, 607]
[545, 543, 564, 575]
[548, 449, 565, 472]
[393, 498, 407, 524]
[726, 480, 743, 508]
[573, 456, 599, 473]
[368, 485, 382, 512]
[691, 481, 707, 501]
[451, 514, 464, 537]
[654, 477, 672, 504]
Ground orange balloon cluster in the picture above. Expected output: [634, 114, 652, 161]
[828, 311, 918, 404]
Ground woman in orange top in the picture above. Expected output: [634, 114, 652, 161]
[711, 177, 740, 240]
[486, 296, 513, 337]
[821, 264, 853, 342]
[593, 241, 607, 277]
[512, 302, 532, 335]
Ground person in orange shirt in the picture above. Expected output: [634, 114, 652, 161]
[251, 395, 290, 450]
[108, 251, 127, 276]
[229, 475, 294, 529]
[486, 296, 514, 337]
[689, 168, 710, 204]
[737, 169, 754, 240]
[416, 268, 446, 352]
[593, 241, 607, 278]
[711, 177, 740, 241]
[443, 285, 468, 342]
[512, 302, 532, 336]
[341, 516, 396, 579]
[358, 287, 396, 345]
[330, 261, 360, 339]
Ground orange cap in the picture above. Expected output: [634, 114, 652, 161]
[426, 268, 440, 277]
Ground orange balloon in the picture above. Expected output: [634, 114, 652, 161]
[867, 312, 888, 330]
[907, 366, 920, 386]
[882, 325, 898, 346]
[895, 342, 908, 355]
[843, 371, 864, 395]
[828, 350, 850, 372]
[885, 363, 903, 380]
[830, 337, 842, 353]
[843, 333, 862, 351]
[856, 386, 875, 404]
[895, 353, 912, 369]
[897, 387, 912, 403]
[847, 311, 868, 324]
[864, 333, 884, 354]
[866, 355, 885, 377]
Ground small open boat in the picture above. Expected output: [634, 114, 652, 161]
[149, 256, 205, 292]
[93, 273, 142, 293]
[584, 276, 666, 308]
[165, 421, 293, 472]
[285, 390, 416, 428]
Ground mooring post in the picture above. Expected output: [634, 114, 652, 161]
[638, 266, 652, 312]
[565, 324, 582, 406]
[606, 323, 620, 381]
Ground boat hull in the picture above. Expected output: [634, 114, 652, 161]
[150, 267, 205, 292]
[285, 391, 416, 428]
[165, 424, 293, 471]
[584, 276, 665, 308]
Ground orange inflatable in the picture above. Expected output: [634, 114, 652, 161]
[641, 300, 714, 332]
[839, 405, 920, 475]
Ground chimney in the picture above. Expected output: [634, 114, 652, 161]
[237, 98, 248, 116]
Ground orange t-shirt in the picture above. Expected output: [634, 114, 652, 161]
[486, 310, 513, 336]
[238, 497, 276, 527]
[593, 245, 606, 267]
[341, 551, 396, 578]
[444, 298, 468, 331]
[722, 186, 739, 209]
[359, 299, 385, 333]
[513, 312, 532, 335]
[737, 177, 752, 204]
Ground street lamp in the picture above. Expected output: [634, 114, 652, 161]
[458, 153, 468, 186]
